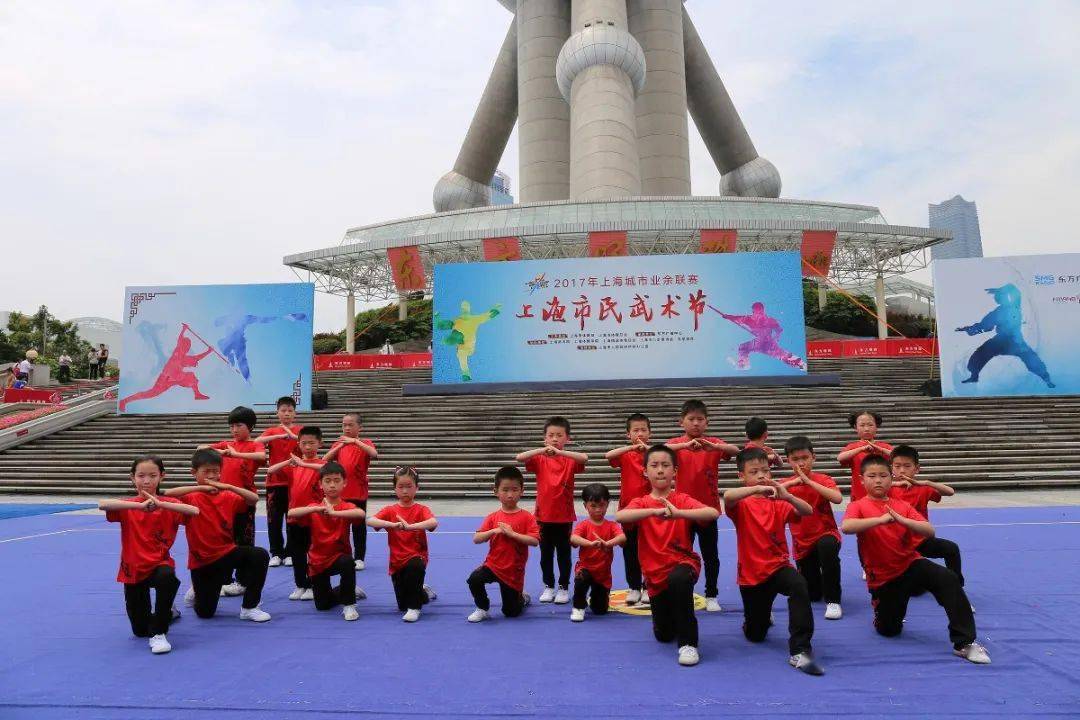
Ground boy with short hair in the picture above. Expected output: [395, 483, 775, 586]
[667, 399, 740, 612]
[253, 396, 303, 567]
[267, 425, 325, 601]
[165, 449, 271, 623]
[569, 483, 626, 622]
[467, 466, 540, 622]
[724, 447, 824, 675]
[287, 462, 367, 621]
[616, 445, 720, 667]
[743, 417, 782, 467]
[781, 436, 844, 620]
[841, 455, 989, 664]
[604, 412, 653, 605]
[889, 445, 963, 585]
[516, 417, 588, 605]
[323, 412, 378, 571]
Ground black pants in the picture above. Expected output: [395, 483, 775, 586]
[88, 363, 98, 380]
[796, 535, 842, 604]
[740, 565, 815, 656]
[468, 565, 526, 617]
[391, 556, 429, 611]
[539, 521, 572, 589]
[690, 519, 720, 597]
[312, 554, 357, 610]
[227, 506, 256, 584]
[266, 486, 289, 558]
[623, 525, 642, 591]
[123, 565, 180, 638]
[191, 546, 270, 617]
[287, 523, 312, 589]
[650, 564, 699, 648]
[345, 498, 368, 561]
[58, 366, 70, 383]
[917, 537, 964, 586]
[572, 568, 610, 614]
[872, 558, 976, 649]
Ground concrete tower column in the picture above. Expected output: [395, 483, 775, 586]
[517, 0, 572, 203]
[682, 7, 781, 198]
[628, 0, 690, 196]
[345, 292, 356, 353]
[556, 0, 646, 200]
[874, 273, 888, 339]
[434, 19, 519, 212]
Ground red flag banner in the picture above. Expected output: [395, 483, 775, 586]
[588, 231, 628, 258]
[700, 229, 737, 254]
[801, 230, 837, 278]
[387, 246, 426, 291]
[482, 236, 522, 262]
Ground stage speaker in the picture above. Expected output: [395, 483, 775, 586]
[311, 388, 328, 410]
[919, 379, 942, 397]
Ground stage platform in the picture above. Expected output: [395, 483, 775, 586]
[403, 372, 841, 396]
[1, 506, 1077, 719]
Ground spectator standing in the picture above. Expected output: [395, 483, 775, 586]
[58, 353, 73, 383]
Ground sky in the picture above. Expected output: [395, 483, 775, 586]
[1, 1, 1077, 332]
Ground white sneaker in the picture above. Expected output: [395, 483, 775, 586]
[300, 588, 314, 601]
[183, 587, 195, 607]
[970, 603, 976, 614]
[354, 559, 365, 571]
[288, 586, 305, 601]
[148, 634, 172, 654]
[221, 582, 245, 597]
[789, 652, 825, 675]
[678, 645, 700, 666]
[283, 556, 293, 566]
[268, 556, 282, 568]
[355, 587, 367, 600]
[954, 641, 991, 664]
[239, 606, 271, 623]
[861, 570, 867, 581]
[705, 597, 722, 613]
[343, 605, 359, 621]
[626, 589, 642, 605]
[467, 608, 490, 623]
[640, 590, 650, 605]
[423, 584, 437, 602]
[521, 592, 531, 607]
[570, 608, 586, 622]
[402, 608, 421, 623]
[554, 588, 570, 604]
[825, 603, 843, 620]
[539, 587, 556, 603]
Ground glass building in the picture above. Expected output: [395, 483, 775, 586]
[929, 195, 983, 260]
[490, 170, 514, 205]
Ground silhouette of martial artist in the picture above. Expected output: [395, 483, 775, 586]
[713, 301, 806, 371]
[956, 283, 1054, 388]
[119, 325, 212, 411]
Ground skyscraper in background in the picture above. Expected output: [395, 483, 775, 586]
[490, 170, 514, 205]
[929, 195, 983, 260]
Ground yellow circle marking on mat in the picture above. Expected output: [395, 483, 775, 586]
[609, 589, 708, 616]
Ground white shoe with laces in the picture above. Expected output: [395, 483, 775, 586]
[570, 608, 585, 622]
[521, 592, 531, 607]
[288, 586, 304, 601]
[677, 646, 699, 666]
[539, 587, 556, 603]
[354, 559, 365, 571]
[183, 587, 196, 607]
[221, 582, 245, 597]
[283, 556, 293, 567]
[825, 603, 843, 620]
[342, 605, 359, 621]
[705, 598, 722, 613]
[239, 606, 271, 623]
[402, 609, 421, 622]
[300, 588, 314, 601]
[626, 589, 642, 605]
[467, 608, 490, 623]
[355, 587, 367, 600]
[554, 588, 570, 604]
[423, 584, 437, 602]
[955, 641, 991, 664]
[789, 652, 825, 675]
[268, 556, 282, 567]
[148, 634, 172, 654]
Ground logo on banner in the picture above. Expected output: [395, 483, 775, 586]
[526, 274, 549, 295]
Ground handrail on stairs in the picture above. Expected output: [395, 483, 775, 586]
[0, 385, 118, 453]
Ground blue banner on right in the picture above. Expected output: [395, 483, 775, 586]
[933, 253, 1080, 397]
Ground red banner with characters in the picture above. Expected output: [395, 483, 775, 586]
[700, 229, 737, 254]
[482, 237, 522, 262]
[387, 246, 426, 291]
[313, 353, 433, 372]
[800, 230, 837, 278]
[805, 340, 938, 358]
[2, 388, 63, 404]
[588, 231, 628, 258]
[806, 341, 842, 358]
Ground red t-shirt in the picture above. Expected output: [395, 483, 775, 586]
[330, 438, 375, 500]
[572, 518, 623, 589]
[668, 435, 730, 510]
[179, 490, 248, 568]
[287, 458, 326, 523]
[608, 450, 650, 510]
[261, 425, 302, 488]
[525, 453, 585, 523]
[374, 502, 434, 574]
[210, 440, 264, 491]
[726, 494, 797, 586]
[839, 440, 894, 501]
[105, 496, 186, 583]
[889, 484, 940, 519]
[478, 508, 540, 592]
[843, 496, 924, 589]
[625, 492, 704, 594]
[785, 473, 841, 560]
[296, 500, 358, 577]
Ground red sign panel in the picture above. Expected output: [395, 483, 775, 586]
[482, 236, 522, 262]
[387, 246, 426, 291]
[801, 230, 837, 278]
[313, 353, 433, 372]
[806, 341, 842, 358]
[3, 388, 62, 404]
[588, 231, 628, 258]
[886, 338, 938, 357]
[700, 229, 737, 254]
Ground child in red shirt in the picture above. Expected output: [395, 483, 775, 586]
[604, 412, 652, 605]
[724, 447, 823, 676]
[781, 436, 844, 620]
[890, 444, 963, 586]
[164, 449, 271, 623]
[616, 445, 719, 667]
[743, 417, 783, 467]
[516, 416, 588, 605]
[253, 396, 303, 566]
[323, 411, 378, 571]
[837, 410, 894, 501]
[268, 425, 326, 600]
[287, 462, 367, 621]
[842, 455, 989, 664]
[368, 467, 438, 622]
[667, 399, 740, 612]
[467, 466, 540, 622]
[98, 455, 199, 655]
[196, 406, 266, 553]
[569, 483, 626, 622]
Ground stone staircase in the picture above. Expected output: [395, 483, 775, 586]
[1, 358, 1078, 498]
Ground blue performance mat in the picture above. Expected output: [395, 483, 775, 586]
[0, 503, 94, 520]
[1, 506, 1078, 719]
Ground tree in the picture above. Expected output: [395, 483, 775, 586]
[803, 282, 878, 337]
[6, 307, 94, 374]
[313, 333, 343, 355]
